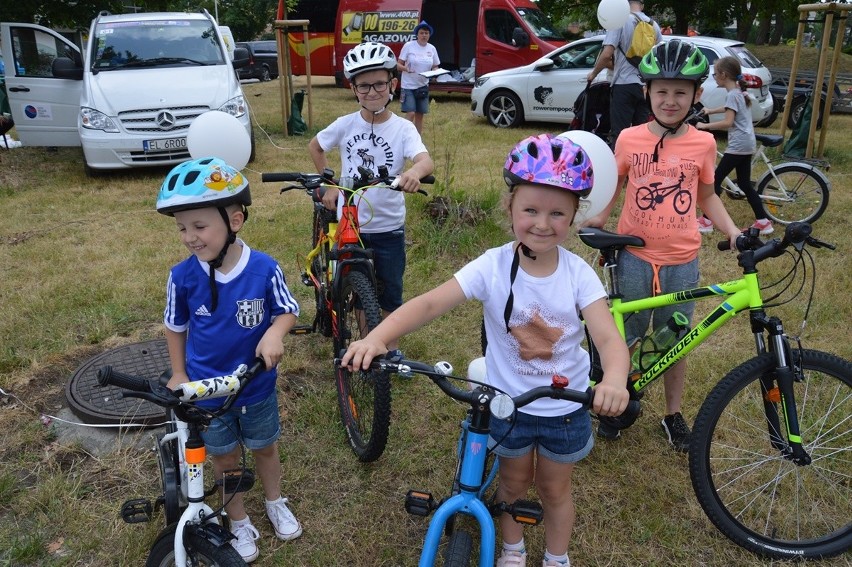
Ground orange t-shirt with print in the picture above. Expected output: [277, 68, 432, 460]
[614, 124, 716, 265]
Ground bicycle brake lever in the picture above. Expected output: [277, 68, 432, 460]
[807, 236, 836, 250]
[120, 386, 179, 407]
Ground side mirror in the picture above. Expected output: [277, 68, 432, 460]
[232, 46, 250, 69]
[512, 27, 530, 48]
[52, 57, 83, 80]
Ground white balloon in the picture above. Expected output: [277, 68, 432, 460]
[597, 0, 630, 31]
[557, 130, 617, 225]
[186, 111, 251, 170]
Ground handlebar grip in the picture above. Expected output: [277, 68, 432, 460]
[261, 172, 303, 183]
[420, 175, 435, 184]
[717, 240, 731, 251]
[97, 366, 152, 392]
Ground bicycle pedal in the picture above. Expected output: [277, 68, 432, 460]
[289, 324, 313, 335]
[508, 499, 543, 526]
[216, 468, 256, 495]
[404, 490, 435, 516]
[121, 498, 153, 523]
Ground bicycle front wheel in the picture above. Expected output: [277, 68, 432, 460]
[333, 269, 391, 462]
[757, 164, 829, 224]
[689, 350, 852, 559]
[443, 529, 473, 567]
[146, 529, 246, 567]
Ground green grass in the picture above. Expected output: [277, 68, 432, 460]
[0, 43, 851, 565]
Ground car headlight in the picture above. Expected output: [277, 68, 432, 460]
[218, 96, 247, 118]
[80, 107, 118, 133]
[474, 77, 490, 89]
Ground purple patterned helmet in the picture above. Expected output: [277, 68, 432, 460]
[503, 134, 593, 196]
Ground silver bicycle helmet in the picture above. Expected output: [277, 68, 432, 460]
[343, 42, 397, 80]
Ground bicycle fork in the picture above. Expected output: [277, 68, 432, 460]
[755, 315, 811, 465]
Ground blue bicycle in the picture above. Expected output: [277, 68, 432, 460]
[348, 354, 640, 566]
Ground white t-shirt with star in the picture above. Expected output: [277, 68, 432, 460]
[315, 111, 428, 233]
[454, 242, 607, 416]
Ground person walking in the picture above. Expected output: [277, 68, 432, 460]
[587, 0, 661, 147]
[398, 21, 440, 133]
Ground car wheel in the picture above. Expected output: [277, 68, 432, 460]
[788, 95, 825, 129]
[260, 66, 271, 82]
[485, 91, 524, 128]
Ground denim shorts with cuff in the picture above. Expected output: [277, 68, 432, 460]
[201, 391, 281, 456]
[488, 406, 593, 464]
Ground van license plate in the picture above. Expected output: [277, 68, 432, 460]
[144, 137, 187, 152]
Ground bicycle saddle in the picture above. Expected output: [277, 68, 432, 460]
[755, 134, 783, 147]
[577, 227, 645, 251]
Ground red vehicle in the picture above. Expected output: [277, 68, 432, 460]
[287, 0, 566, 93]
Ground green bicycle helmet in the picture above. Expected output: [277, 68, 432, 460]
[638, 39, 709, 162]
[638, 39, 709, 84]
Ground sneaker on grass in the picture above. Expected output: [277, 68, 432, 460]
[750, 218, 774, 235]
[266, 497, 303, 541]
[230, 519, 260, 562]
[661, 412, 691, 452]
[697, 216, 714, 234]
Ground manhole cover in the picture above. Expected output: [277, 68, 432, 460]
[65, 339, 170, 427]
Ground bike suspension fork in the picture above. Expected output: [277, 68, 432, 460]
[759, 317, 811, 465]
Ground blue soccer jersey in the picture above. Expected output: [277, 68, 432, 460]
[164, 241, 299, 407]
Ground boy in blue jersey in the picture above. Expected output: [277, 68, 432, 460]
[156, 157, 302, 563]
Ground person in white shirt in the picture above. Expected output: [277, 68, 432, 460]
[398, 21, 440, 133]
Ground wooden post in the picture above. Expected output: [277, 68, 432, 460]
[302, 23, 313, 129]
[273, 19, 312, 134]
[781, 3, 848, 161]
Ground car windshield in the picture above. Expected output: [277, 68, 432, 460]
[91, 19, 225, 70]
[516, 8, 563, 42]
[553, 41, 602, 68]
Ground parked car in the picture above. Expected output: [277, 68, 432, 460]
[236, 40, 279, 81]
[767, 74, 840, 129]
[470, 34, 774, 129]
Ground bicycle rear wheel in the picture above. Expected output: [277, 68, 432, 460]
[333, 269, 391, 462]
[757, 164, 829, 225]
[689, 350, 852, 559]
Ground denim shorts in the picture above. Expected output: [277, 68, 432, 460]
[400, 87, 430, 114]
[488, 406, 594, 464]
[360, 229, 405, 312]
[616, 249, 700, 346]
[200, 391, 281, 456]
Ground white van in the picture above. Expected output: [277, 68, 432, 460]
[1, 10, 253, 174]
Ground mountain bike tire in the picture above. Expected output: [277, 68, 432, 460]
[146, 529, 246, 567]
[756, 163, 829, 225]
[312, 209, 334, 337]
[689, 350, 852, 560]
[333, 269, 391, 462]
[443, 529, 473, 567]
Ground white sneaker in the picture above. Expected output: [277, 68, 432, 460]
[266, 497, 303, 541]
[497, 549, 527, 567]
[229, 519, 260, 562]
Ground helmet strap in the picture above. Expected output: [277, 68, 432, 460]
[503, 242, 536, 334]
[207, 207, 238, 313]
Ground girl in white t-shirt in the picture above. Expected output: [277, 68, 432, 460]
[342, 134, 630, 567]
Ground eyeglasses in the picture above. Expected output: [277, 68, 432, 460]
[353, 80, 391, 94]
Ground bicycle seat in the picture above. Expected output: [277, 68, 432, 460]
[577, 227, 645, 251]
[755, 134, 783, 147]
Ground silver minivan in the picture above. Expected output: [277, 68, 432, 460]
[1, 10, 253, 175]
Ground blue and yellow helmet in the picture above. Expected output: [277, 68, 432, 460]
[156, 157, 251, 216]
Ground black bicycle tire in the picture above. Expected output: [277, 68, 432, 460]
[443, 529, 474, 567]
[146, 529, 247, 567]
[333, 269, 391, 462]
[756, 163, 829, 225]
[156, 421, 183, 526]
[312, 210, 334, 337]
[689, 350, 852, 560]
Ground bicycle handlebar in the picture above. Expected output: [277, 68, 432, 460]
[262, 166, 434, 197]
[717, 221, 835, 260]
[335, 355, 640, 422]
[97, 358, 266, 409]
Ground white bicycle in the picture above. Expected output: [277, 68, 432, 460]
[98, 359, 265, 567]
